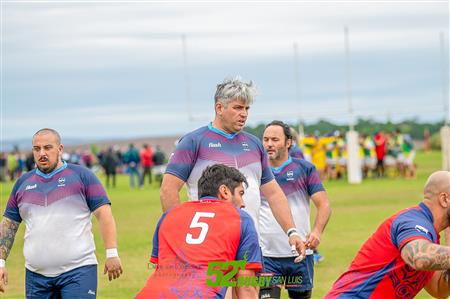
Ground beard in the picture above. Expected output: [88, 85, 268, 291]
[37, 158, 58, 174]
[268, 150, 282, 161]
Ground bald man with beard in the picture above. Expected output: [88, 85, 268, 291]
[326, 171, 450, 299]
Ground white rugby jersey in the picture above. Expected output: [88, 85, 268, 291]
[5, 162, 110, 277]
[259, 157, 324, 257]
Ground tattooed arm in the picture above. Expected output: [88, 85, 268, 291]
[0, 217, 20, 260]
[0, 217, 20, 293]
[401, 239, 450, 271]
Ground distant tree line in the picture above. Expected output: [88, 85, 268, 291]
[244, 118, 445, 149]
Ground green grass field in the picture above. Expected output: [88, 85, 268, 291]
[0, 151, 442, 298]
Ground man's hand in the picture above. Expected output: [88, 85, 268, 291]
[289, 235, 306, 263]
[104, 257, 123, 281]
[0, 267, 8, 293]
[305, 231, 321, 250]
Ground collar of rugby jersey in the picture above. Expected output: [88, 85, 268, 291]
[35, 161, 68, 179]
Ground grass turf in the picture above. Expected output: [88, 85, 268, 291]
[0, 150, 441, 298]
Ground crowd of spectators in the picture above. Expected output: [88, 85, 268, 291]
[0, 144, 167, 187]
[298, 128, 416, 180]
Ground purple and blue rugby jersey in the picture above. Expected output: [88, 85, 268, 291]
[260, 157, 324, 257]
[165, 123, 274, 228]
[4, 162, 110, 277]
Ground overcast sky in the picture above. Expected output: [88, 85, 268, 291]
[1, 1, 449, 142]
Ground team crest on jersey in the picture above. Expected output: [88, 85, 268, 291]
[241, 142, 250, 151]
[286, 170, 294, 181]
[57, 177, 66, 187]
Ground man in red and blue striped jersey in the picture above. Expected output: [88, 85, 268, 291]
[326, 171, 450, 299]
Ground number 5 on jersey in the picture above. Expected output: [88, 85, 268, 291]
[185, 212, 216, 245]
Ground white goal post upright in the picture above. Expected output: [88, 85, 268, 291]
[440, 32, 450, 170]
[344, 26, 362, 184]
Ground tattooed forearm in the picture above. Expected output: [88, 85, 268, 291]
[401, 239, 450, 270]
[0, 217, 20, 260]
[442, 269, 450, 283]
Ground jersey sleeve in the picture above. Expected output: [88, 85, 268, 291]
[79, 168, 110, 211]
[150, 211, 169, 264]
[236, 210, 262, 271]
[392, 214, 436, 250]
[257, 140, 274, 185]
[165, 134, 198, 182]
[4, 177, 25, 223]
[305, 163, 325, 196]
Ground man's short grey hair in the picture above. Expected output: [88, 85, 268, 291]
[33, 128, 61, 145]
[214, 76, 257, 106]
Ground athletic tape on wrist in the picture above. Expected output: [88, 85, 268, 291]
[106, 248, 119, 258]
[0, 259, 5, 268]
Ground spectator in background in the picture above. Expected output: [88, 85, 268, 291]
[152, 145, 165, 166]
[113, 146, 123, 172]
[82, 150, 93, 169]
[288, 127, 305, 160]
[392, 128, 405, 176]
[15, 153, 24, 179]
[374, 130, 386, 177]
[124, 143, 141, 188]
[384, 132, 398, 177]
[310, 132, 328, 180]
[424, 128, 431, 152]
[25, 152, 35, 172]
[402, 134, 416, 179]
[7, 152, 17, 181]
[360, 134, 376, 178]
[140, 144, 154, 186]
[152, 145, 166, 186]
[102, 147, 121, 188]
[0, 153, 6, 182]
[70, 150, 81, 165]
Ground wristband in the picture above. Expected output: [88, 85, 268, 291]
[0, 259, 5, 268]
[287, 228, 298, 237]
[289, 232, 301, 238]
[106, 248, 119, 258]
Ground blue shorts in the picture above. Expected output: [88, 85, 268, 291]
[262, 255, 314, 291]
[26, 264, 97, 299]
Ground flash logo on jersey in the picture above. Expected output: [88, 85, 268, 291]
[415, 225, 429, 234]
[26, 184, 37, 191]
[208, 142, 222, 148]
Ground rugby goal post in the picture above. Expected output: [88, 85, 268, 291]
[346, 130, 362, 184]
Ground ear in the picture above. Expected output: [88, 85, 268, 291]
[58, 144, 64, 155]
[286, 138, 293, 149]
[217, 184, 231, 201]
[215, 102, 224, 115]
[440, 192, 449, 208]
